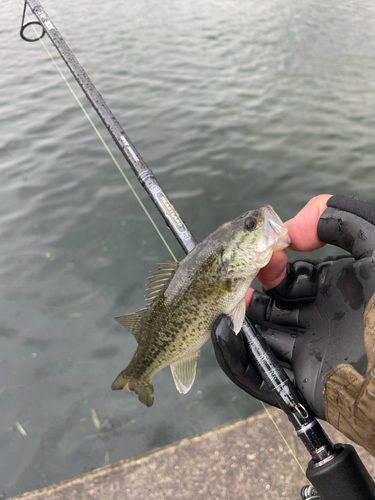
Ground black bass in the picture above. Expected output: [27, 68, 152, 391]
[112, 205, 290, 406]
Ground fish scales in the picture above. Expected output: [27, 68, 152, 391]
[112, 205, 291, 406]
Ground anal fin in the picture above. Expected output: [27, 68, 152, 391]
[170, 352, 199, 394]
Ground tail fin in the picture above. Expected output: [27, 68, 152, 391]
[111, 370, 154, 407]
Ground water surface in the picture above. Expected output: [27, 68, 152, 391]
[1, 0, 375, 497]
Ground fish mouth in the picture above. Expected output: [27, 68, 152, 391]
[261, 205, 291, 251]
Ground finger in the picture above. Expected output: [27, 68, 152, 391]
[246, 249, 289, 307]
[256, 249, 288, 291]
[248, 290, 303, 332]
[211, 315, 250, 370]
[286, 194, 332, 251]
[257, 321, 297, 365]
[319, 194, 375, 258]
[263, 260, 320, 305]
[251, 194, 332, 296]
[211, 315, 278, 407]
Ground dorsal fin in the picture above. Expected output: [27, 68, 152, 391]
[115, 307, 148, 341]
[145, 260, 179, 304]
[115, 261, 179, 339]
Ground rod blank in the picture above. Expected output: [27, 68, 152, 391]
[25, 0, 196, 254]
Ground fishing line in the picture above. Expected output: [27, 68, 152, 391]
[17, 0, 177, 262]
[5, 145, 40, 180]
[261, 403, 307, 477]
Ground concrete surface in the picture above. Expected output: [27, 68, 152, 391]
[9, 407, 375, 500]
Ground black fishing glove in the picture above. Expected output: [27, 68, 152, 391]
[211, 194, 375, 420]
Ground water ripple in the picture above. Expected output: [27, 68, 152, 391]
[2, 0, 375, 496]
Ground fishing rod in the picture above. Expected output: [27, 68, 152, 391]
[20, 0, 196, 255]
[20, 2, 375, 499]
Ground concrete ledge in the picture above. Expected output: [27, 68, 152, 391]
[10, 407, 375, 500]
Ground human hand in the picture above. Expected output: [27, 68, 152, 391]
[211, 194, 375, 421]
[244, 194, 332, 307]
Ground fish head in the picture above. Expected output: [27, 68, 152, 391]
[221, 205, 291, 278]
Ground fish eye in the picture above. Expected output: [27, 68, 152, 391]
[244, 217, 256, 230]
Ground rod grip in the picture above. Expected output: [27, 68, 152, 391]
[306, 444, 375, 500]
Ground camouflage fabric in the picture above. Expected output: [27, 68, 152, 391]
[324, 294, 375, 456]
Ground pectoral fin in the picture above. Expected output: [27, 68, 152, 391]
[170, 352, 199, 394]
[228, 298, 246, 334]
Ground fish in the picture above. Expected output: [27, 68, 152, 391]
[111, 205, 291, 406]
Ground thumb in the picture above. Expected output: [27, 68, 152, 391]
[250, 194, 332, 300]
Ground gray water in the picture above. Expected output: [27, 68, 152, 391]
[2, 0, 375, 497]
